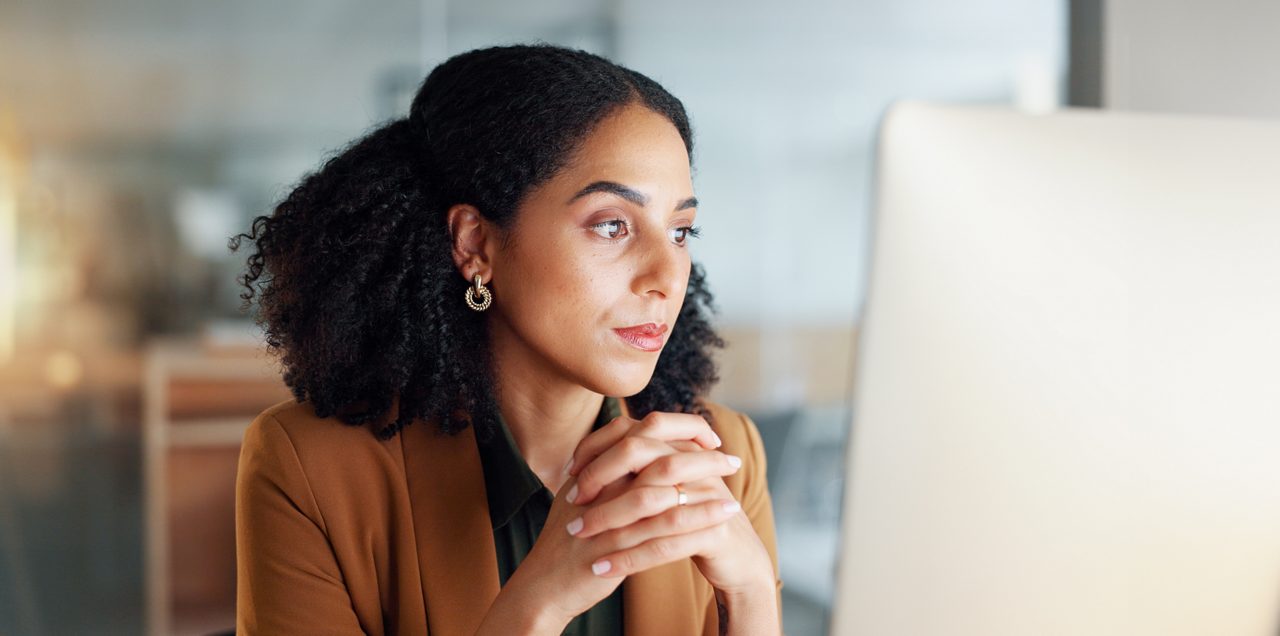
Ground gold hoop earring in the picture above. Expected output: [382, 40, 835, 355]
[465, 274, 492, 312]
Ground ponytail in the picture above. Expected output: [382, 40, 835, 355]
[231, 118, 497, 439]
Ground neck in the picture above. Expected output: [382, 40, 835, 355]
[489, 320, 604, 494]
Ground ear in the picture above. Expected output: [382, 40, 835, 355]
[446, 204, 496, 285]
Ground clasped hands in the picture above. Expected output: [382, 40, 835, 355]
[497, 410, 777, 633]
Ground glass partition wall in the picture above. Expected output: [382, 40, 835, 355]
[0, 1, 1065, 633]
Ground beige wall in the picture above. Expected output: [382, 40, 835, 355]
[711, 325, 856, 411]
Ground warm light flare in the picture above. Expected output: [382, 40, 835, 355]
[44, 349, 83, 390]
[0, 136, 17, 364]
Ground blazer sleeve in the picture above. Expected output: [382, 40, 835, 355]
[235, 412, 366, 635]
[702, 409, 785, 634]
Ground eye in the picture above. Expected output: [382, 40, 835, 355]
[590, 219, 629, 240]
[670, 225, 702, 246]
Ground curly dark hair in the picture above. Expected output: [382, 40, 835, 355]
[230, 43, 724, 441]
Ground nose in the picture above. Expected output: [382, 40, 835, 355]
[631, 234, 688, 299]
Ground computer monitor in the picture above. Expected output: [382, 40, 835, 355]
[834, 102, 1280, 635]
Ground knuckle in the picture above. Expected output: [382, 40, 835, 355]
[619, 435, 646, 455]
[613, 550, 637, 573]
[608, 416, 634, 436]
[576, 464, 598, 491]
[651, 537, 678, 560]
[638, 487, 665, 511]
[636, 417, 660, 435]
[651, 455, 678, 480]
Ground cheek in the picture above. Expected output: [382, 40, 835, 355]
[553, 255, 632, 330]
[503, 242, 619, 334]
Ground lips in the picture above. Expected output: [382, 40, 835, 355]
[613, 323, 669, 352]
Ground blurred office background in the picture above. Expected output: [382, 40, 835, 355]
[0, 0, 1272, 634]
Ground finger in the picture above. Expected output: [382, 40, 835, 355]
[633, 450, 742, 489]
[567, 411, 721, 477]
[588, 503, 740, 577]
[570, 450, 742, 534]
[568, 484, 706, 539]
[568, 440, 705, 507]
[562, 414, 634, 478]
[593, 473, 633, 504]
[666, 439, 702, 453]
[569, 435, 674, 506]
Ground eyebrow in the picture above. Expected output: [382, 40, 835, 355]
[567, 180, 698, 212]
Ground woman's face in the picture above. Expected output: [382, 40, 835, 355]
[487, 102, 697, 397]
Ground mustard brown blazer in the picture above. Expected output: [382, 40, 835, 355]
[235, 397, 783, 635]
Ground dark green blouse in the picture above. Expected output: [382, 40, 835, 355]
[475, 396, 624, 635]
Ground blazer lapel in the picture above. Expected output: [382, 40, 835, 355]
[402, 418, 500, 636]
[400, 398, 707, 635]
[619, 397, 713, 635]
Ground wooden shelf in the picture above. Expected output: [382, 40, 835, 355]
[143, 339, 292, 636]
[166, 419, 253, 448]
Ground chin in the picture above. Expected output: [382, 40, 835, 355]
[583, 358, 660, 399]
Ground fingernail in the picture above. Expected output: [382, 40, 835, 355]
[562, 457, 574, 475]
[592, 560, 611, 576]
[711, 432, 723, 447]
[726, 455, 742, 469]
[566, 485, 578, 504]
[566, 517, 584, 536]
[722, 500, 741, 514]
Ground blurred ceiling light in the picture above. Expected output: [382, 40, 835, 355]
[174, 188, 242, 260]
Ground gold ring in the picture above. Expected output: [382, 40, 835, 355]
[674, 483, 688, 507]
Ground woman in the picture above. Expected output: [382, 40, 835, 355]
[231, 44, 781, 636]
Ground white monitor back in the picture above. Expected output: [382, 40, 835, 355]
[834, 102, 1280, 636]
